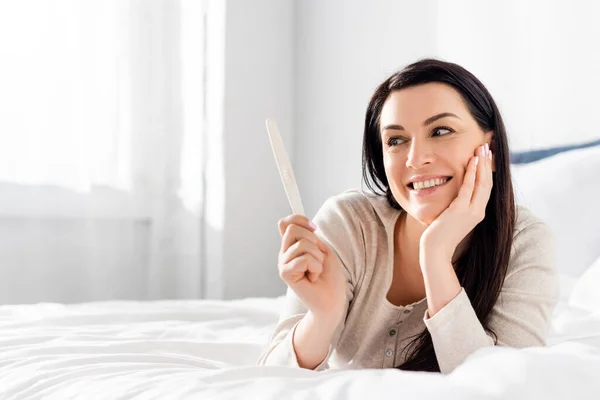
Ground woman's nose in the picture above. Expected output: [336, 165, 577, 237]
[405, 139, 434, 169]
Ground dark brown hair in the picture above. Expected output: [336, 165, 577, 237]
[362, 59, 516, 372]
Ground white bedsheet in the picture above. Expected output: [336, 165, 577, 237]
[0, 283, 599, 399]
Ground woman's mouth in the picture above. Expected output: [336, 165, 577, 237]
[407, 177, 452, 195]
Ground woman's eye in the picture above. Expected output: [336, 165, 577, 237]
[433, 127, 453, 137]
[387, 137, 406, 147]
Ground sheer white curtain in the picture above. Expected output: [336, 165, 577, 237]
[0, 0, 210, 303]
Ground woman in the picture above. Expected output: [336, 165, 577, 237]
[257, 59, 559, 374]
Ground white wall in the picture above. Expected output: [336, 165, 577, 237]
[294, 0, 439, 217]
[221, 0, 295, 299]
[435, 0, 600, 152]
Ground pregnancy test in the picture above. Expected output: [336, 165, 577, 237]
[265, 119, 305, 215]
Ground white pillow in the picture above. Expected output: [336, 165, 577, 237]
[557, 273, 579, 302]
[569, 256, 600, 311]
[511, 145, 600, 277]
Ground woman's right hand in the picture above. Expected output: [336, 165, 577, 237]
[277, 215, 347, 321]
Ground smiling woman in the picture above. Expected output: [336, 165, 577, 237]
[378, 84, 495, 226]
[258, 59, 559, 374]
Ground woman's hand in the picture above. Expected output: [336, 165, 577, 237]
[277, 215, 348, 321]
[420, 143, 494, 263]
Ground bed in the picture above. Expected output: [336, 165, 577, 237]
[0, 269, 599, 399]
[1, 144, 599, 399]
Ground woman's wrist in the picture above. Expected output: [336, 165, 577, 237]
[308, 308, 344, 334]
[419, 237, 454, 267]
[292, 310, 340, 369]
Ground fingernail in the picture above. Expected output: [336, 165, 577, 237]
[309, 221, 317, 230]
[475, 156, 479, 166]
[489, 150, 493, 160]
[485, 143, 489, 155]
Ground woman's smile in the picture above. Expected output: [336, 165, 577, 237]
[408, 176, 453, 197]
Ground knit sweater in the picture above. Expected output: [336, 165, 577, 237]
[257, 189, 559, 373]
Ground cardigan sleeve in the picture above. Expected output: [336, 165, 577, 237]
[423, 221, 560, 374]
[256, 193, 366, 370]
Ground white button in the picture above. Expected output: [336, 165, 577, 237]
[385, 349, 393, 357]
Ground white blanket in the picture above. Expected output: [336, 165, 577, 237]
[0, 282, 599, 399]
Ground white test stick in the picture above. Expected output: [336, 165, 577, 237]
[265, 119, 305, 215]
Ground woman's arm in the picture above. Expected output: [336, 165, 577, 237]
[293, 310, 345, 369]
[421, 221, 559, 374]
[257, 285, 348, 370]
[414, 146, 558, 373]
[257, 192, 366, 370]
[420, 249, 462, 318]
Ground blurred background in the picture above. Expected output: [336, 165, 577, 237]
[0, 0, 598, 305]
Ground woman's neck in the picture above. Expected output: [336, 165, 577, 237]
[394, 210, 470, 267]
[393, 211, 424, 271]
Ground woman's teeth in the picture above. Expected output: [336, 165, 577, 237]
[412, 178, 448, 191]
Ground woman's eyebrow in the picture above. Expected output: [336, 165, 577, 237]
[381, 112, 462, 133]
[381, 124, 405, 132]
[423, 112, 461, 126]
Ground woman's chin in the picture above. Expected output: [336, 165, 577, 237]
[416, 216, 437, 227]
[409, 205, 446, 226]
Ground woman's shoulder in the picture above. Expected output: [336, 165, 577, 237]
[507, 205, 557, 285]
[514, 205, 554, 242]
[317, 189, 399, 227]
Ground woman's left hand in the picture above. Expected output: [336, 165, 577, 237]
[420, 143, 494, 264]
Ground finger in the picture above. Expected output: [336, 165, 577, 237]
[471, 145, 493, 209]
[305, 254, 324, 282]
[484, 143, 492, 181]
[488, 145, 494, 180]
[281, 223, 326, 254]
[280, 253, 309, 283]
[280, 254, 322, 284]
[457, 154, 479, 204]
[278, 214, 316, 237]
[280, 238, 325, 266]
[471, 143, 486, 199]
[486, 144, 493, 187]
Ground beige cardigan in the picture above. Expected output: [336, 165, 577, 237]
[257, 189, 559, 373]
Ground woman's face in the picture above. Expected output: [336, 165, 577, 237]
[380, 82, 493, 226]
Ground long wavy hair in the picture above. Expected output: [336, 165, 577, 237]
[362, 59, 516, 372]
